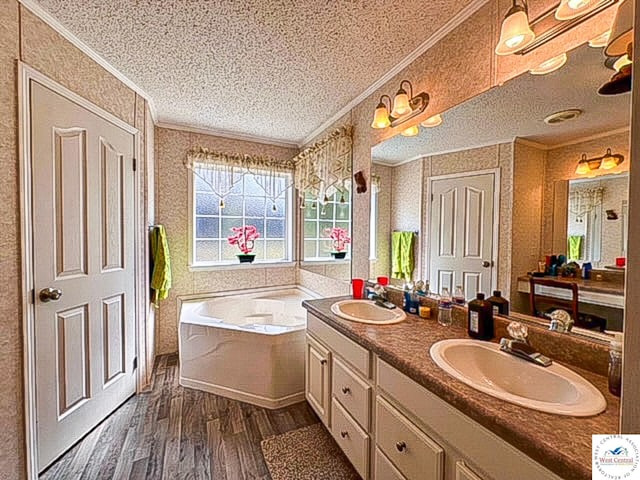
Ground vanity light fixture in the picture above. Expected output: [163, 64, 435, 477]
[588, 30, 611, 47]
[556, 0, 604, 20]
[370, 80, 430, 130]
[421, 113, 443, 128]
[530, 53, 568, 75]
[495, 0, 535, 55]
[496, 0, 619, 55]
[400, 125, 420, 137]
[574, 149, 625, 174]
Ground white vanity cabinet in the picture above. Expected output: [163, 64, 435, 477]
[304, 313, 564, 480]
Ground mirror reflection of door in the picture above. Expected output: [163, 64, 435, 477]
[428, 172, 497, 299]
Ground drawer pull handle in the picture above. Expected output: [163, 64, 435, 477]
[396, 441, 407, 452]
[320, 359, 327, 365]
[341, 386, 350, 394]
[340, 431, 349, 438]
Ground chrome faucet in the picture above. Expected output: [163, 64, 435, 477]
[371, 284, 396, 309]
[499, 322, 552, 367]
[547, 309, 574, 333]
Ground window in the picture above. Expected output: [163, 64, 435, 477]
[303, 188, 351, 260]
[191, 164, 293, 266]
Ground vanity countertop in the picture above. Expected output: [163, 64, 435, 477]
[518, 274, 624, 296]
[302, 296, 620, 480]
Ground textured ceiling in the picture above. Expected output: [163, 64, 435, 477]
[35, 0, 477, 144]
[372, 43, 631, 164]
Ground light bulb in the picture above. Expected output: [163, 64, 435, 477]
[589, 30, 611, 48]
[495, 8, 535, 55]
[613, 55, 632, 72]
[421, 113, 443, 128]
[556, 0, 601, 20]
[400, 125, 420, 137]
[530, 53, 568, 75]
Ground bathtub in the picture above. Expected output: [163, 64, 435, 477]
[178, 286, 317, 409]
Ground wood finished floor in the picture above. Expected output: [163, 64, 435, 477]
[40, 354, 319, 480]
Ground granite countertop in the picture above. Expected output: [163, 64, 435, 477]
[303, 297, 620, 480]
[518, 274, 624, 296]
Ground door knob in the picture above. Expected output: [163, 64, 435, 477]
[39, 287, 62, 302]
[482, 261, 492, 268]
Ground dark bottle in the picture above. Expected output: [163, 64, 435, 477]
[487, 290, 509, 316]
[467, 293, 494, 340]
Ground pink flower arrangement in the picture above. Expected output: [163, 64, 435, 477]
[324, 227, 351, 252]
[227, 225, 260, 254]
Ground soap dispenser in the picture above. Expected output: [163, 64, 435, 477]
[608, 332, 623, 397]
[467, 293, 494, 340]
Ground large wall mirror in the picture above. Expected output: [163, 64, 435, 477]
[369, 40, 630, 336]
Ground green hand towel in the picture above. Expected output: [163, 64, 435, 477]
[150, 225, 172, 306]
[568, 235, 584, 260]
[391, 231, 415, 282]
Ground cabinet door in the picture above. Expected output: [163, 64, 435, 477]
[456, 461, 484, 480]
[305, 335, 331, 426]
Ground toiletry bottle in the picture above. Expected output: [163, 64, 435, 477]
[453, 286, 465, 305]
[608, 332, 623, 397]
[487, 290, 509, 316]
[408, 290, 419, 315]
[467, 293, 494, 340]
[438, 288, 452, 327]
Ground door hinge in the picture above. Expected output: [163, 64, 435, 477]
[133, 356, 138, 370]
[132, 157, 137, 172]
[431, 193, 434, 202]
[31, 289, 35, 304]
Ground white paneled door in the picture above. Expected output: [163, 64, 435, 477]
[429, 173, 496, 299]
[30, 81, 136, 471]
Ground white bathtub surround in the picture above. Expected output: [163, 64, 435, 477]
[178, 287, 317, 409]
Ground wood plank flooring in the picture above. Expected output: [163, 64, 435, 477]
[40, 354, 319, 480]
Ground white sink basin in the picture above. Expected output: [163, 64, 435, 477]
[430, 339, 606, 416]
[331, 300, 406, 325]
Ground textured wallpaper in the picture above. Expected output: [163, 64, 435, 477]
[155, 126, 300, 354]
[370, 163, 392, 279]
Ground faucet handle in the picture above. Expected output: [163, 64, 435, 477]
[507, 321, 528, 342]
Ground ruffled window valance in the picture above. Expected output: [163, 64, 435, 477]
[293, 126, 353, 203]
[185, 148, 295, 209]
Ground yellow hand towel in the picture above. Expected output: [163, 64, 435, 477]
[568, 235, 583, 260]
[150, 225, 172, 306]
[391, 231, 415, 282]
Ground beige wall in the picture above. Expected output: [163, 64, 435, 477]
[154, 126, 300, 355]
[511, 141, 547, 312]
[370, 163, 392, 279]
[1, 3, 155, 478]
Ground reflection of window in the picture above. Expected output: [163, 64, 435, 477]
[191, 164, 292, 265]
[370, 184, 378, 260]
[303, 189, 351, 260]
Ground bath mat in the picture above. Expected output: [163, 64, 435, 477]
[261, 423, 361, 480]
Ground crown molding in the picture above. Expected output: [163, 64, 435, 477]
[18, 0, 157, 123]
[155, 121, 300, 150]
[300, 0, 492, 146]
[514, 137, 550, 150]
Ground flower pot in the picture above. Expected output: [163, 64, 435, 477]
[237, 254, 256, 263]
[331, 251, 347, 259]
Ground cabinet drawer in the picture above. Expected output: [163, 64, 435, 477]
[456, 461, 484, 480]
[375, 447, 406, 480]
[308, 314, 371, 377]
[375, 396, 444, 480]
[331, 398, 369, 479]
[332, 356, 371, 430]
